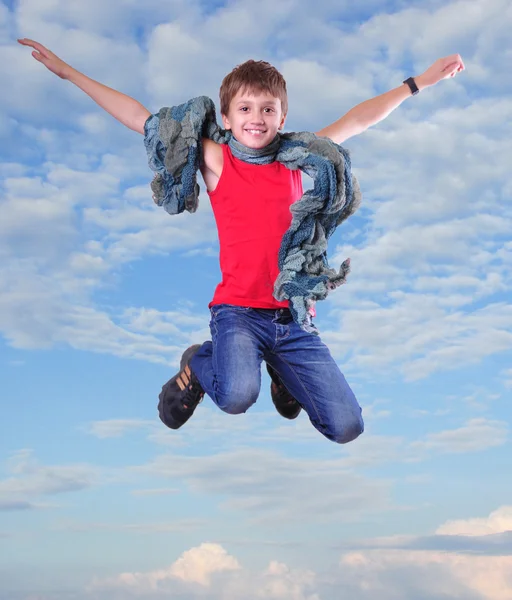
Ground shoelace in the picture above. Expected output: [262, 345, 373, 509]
[177, 365, 204, 409]
[182, 387, 204, 410]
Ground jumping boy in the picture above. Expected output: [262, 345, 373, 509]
[19, 38, 464, 443]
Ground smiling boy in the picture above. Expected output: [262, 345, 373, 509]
[19, 38, 464, 442]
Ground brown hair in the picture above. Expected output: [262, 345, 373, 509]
[219, 60, 288, 116]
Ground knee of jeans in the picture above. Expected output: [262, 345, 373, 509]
[333, 413, 364, 444]
[216, 384, 259, 415]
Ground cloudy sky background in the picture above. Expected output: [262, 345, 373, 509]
[1, 0, 511, 598]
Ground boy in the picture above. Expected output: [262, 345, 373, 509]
[19, 38, 464, 443]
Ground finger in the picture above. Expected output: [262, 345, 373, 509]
[441, 62, 458, 74]
[440, 55, 460, 71]
[19, 38, 49, 55]
[18, 37, 39, 48]
[449, 55, 465, 71]
[444, 53, 462, 63]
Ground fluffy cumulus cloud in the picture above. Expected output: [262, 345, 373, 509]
[436, 505, 512, 536]
[90, 542, 319, 599]
[88, 507, 512, 600]
[162, 542, 241, 586]
[337, 549, 512, 600]
[333, 507, 512, 599]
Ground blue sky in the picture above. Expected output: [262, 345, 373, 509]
[1, 0, 511, 598]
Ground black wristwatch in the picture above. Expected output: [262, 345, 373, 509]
[403, 77, 420, 96]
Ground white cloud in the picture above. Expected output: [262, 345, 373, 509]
[89, 512, 512, 600]
[0, 450, 99, 510]
[91, 543, 241, 592]
[409, 418, 508, 455]
[169, 543, 241, 586]
[281, 58, 374, 126]
[136, 447, 393, 524]
[436, 506, 512, 536]
[90, 542, 321, 599]
[338, 549, 512, 600]
[315, 93, 512, 381]
[0, 159, 214, 361]
[0, 280, 187, 363]
[146, 22, 207, 107]
[85, 419, 154, 439]
[322, 297, 512, 380]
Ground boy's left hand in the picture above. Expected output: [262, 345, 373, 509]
[416, 54, 465, 89]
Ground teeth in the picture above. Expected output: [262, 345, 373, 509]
[246, 130, 265, 134]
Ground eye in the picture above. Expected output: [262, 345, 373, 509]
[264, 108, 274, 113]
[239, 106, 249, 112]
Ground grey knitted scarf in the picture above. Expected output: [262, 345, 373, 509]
[144, 96, 362, 334]
[228, 135, 280, 164]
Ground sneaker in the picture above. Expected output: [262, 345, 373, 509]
[158, 344, 205, 430]
[266, 363, 302, 420]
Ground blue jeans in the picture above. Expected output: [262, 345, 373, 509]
[190, 304, 364, 444]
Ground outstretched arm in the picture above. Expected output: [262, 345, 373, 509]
[18, 38, 151, 134]
[316, 55, 465, 144]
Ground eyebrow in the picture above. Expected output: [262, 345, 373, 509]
[235, 98, 278, 106]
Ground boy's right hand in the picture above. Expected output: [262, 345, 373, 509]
[18, 38, 72, 79]
[18, 38, 150, 134]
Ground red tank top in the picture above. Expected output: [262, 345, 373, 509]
[208, 145, 303, 309]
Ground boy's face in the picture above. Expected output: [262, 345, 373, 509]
[222, 88, 286, 149]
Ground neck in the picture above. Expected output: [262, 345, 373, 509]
[228, 134, 280, 165]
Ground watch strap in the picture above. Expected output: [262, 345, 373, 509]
[403, 76, 420, 96]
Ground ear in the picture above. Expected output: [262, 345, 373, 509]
[221, 113, 231, 130]
[278, 112, 287, 131]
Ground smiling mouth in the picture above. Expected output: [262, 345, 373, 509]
[245, 129, 266, 135]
